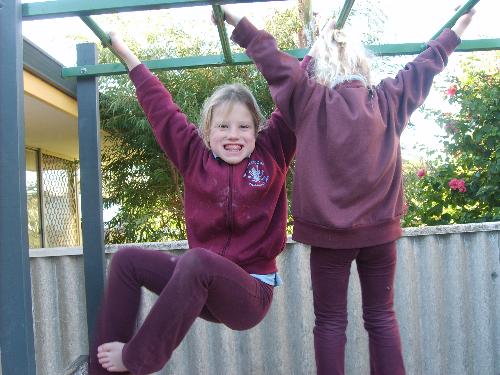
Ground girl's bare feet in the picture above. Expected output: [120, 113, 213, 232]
[97, 342, 128, 372]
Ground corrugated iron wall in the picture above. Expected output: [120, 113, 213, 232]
[1, 222, 498, 375]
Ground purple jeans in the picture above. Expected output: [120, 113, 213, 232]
[310, 241, 405, 375]
[89, 246, 273, 375]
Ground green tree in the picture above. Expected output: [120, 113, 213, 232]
[402, 53, 500, 226]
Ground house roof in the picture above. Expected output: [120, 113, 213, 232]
[23, 37, 76, 98]
[23, 38, 79, 160]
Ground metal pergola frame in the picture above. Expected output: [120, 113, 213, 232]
[21, 0, 500, 77]
[1, 0, 498, 373]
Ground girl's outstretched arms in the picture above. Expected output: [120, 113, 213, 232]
[380, 6, 476, 133]
[218, 5, 243, 28]
[221, 10, 314, 131]
[108, 32, 141, 71]
[107, 32, 202, 174]
[451, 8, 476, 38]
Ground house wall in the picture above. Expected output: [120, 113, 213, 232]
[24, 70, 78, 117]
[1, 222, 498, 375]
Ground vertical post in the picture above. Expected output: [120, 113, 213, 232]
[336, 0, 356, 29]
[76, 43, 106, 345]
[212, 5, 233, 63]
[0, 1, 37, 374]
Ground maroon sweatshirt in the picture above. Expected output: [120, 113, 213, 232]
[129, 65, 296, 273]
[232, 18, 460, 249]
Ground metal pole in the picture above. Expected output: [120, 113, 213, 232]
[212, 5, 234, 63]
[430, 0, 480, 40]
[0, 1, 37, 374]
[336, 0, 355, 29]
[22, 0, 288, 20]
[79, 16, 129, 69]
[76, 43, 106, 345]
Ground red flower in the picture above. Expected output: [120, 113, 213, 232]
[447, 85, 458, 96]
[448, 178, 467, 193]
[444, 122, 458, 134]
[417, 168, 426, 178]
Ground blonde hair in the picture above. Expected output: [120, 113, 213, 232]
[312, 28, 372, 88]
[199, 83, 265, 148]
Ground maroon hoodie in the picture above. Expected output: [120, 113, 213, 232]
[129, 64, 296, 273]
[232, 18, 460, 249]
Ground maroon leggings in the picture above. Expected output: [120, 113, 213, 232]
[89, 246, 273, 375]
[310, 241, 405, 375]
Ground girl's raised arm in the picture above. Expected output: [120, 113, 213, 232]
[109, 32, 141, 71]
[380, 7, 476, 133]
[220, 7, 315, 131]
[108, 32, 203, 175]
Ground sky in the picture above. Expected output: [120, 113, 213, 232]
[21, 0, 499, 161]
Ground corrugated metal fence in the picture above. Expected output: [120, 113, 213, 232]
[1, 222, 498, 375]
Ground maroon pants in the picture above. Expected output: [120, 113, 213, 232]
[89, 247, 273, 375]
[310, 242, 405, 375]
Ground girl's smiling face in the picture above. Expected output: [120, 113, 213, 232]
[209, 102, 257, 165]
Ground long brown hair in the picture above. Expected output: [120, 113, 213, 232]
[199, 83, 265, 148]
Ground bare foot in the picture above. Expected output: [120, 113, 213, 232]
[97, 342, 128, 372]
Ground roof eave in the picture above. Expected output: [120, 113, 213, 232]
[23, 37, 76, 98]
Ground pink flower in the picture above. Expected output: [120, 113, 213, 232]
[417, 168, 426, 178]
[448, 178, 467, 193]
[447, 85, 458, 97]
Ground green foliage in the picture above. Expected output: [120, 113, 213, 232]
[101, 9, 299, 243]
[264, 8, 302, 50]
[402, 53, 500, 226]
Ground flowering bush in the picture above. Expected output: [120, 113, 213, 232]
[402, 53, 499, 227]
[446, 84, 458, 96]
[417, 168, 427, 178]
[448, 178, 467, 193]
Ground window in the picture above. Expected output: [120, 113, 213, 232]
[26, 149, 42, 248]
[25, 149, 81, 248]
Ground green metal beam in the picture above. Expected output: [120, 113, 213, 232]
[458, 38, 500, 52]
[80, 16, 111, 47]
[61, 38, 500, 78]
[62, 52, 250, 77]
[22, 0, 287, 20]
[336, 0, 355, 29]
[79, 16, 129, 68]
[370, 43, 426, 56]
[369, 38, 500, 56]
[370, 39, 500, 56]
[430, 0, 480, 40]
[212, 5, 233, 63]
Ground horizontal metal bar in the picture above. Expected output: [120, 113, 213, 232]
[369, 38, 500, 56]
[369, 43, 427, 56]
[61, 49, 312, 77]
[62, 52, 252, 77]
[430, 0, 480, 40]
[22, 0, 287, 20]
[335, 0, 355, 29]
[62, 39, 500, 78]
[457, 38, 500, 51]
